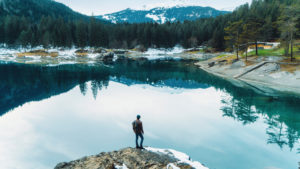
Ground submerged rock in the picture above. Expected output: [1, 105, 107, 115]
[54, 147, 209, 169]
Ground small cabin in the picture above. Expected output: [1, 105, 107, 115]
[247, 42, 280, 52]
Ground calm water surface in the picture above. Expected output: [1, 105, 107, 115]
[0, 60, 299, 169]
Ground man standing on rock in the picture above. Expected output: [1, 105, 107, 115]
[132, 115, 144, 149]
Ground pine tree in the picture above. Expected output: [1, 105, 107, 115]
[224, 20, 243, 60]
[278, 5, 300, 61]
[245, 16, 263, 56]
[75, 20, 88, 48]
[0, 17, 5, 43]
[4, 16, 20, 44]
[18, 29, 32, 47]
[240, 23, 251, 61]
[42, 31, 51, 48]
[89, 16, 99, 47]
[261, 16, 274, 41]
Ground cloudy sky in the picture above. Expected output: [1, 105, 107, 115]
[55, 0, 252, 15]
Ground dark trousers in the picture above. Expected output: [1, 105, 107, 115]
[135, 133, 144, 147]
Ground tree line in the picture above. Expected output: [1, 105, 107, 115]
[225, 0, 300, 61]
[0, 0, 299, 54]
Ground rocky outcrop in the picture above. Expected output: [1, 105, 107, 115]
[196, 56, 300, 96]
[100, 52, 115, 62]
[54, 147, 208, 169]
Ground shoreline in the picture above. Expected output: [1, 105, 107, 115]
[195, 58, 300, 97]
[1, 45, 300, 97]
[0, 46, 220, 65]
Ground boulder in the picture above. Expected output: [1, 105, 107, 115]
[93, 48, 107, 54]
[55, 148, 176, 169]
[54, 147, 208, 169]
[218, 60, 227, 65]
[113, 49, 128, 55]
[75, 49, 88, 53]
[101, 52, 114, 62]
[208, 62, 215, 67]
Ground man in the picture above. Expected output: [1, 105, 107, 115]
[132, 115, 144, 149]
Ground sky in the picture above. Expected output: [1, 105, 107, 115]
[55, 0, 252, 15]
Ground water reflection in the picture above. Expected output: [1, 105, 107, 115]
[0, 59, 299, 168]
[220, 92, 300, 152]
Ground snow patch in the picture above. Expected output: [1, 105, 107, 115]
[146, 147, 209, 169]
[0, 48, 19, 55]
[58, 48, 77, 58]
[145, 13, 167, 24]
[167, 163, 180, 169]
[144, 46, 183, 60]
[146, 13, 160, 21]
[87, 53, 101, 59]
[114, 163, 128, 169]
[159, 13, 167, 24]
[102, 15, 117, 24]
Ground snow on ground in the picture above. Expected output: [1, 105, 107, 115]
[0, 46, 100, 65]
[144, 46, 183, 60]
[57, 48, 77, 58]
[0, 48, 21, 55]
[167, 163, 180, 169]
[146, 147, 209, 169]
[114, 163, 128, 169]
[0, 45, 185, 64]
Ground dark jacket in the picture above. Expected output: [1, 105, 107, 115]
[133, 120, 144, 134]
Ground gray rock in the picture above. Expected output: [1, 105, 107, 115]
[266, 56, 282, 62]
[75, 49, 88, 53]
[93, 48, 107, 54]
[54, 147, 191, 169]
[231, 60, 245, 69]
[258, 63, 280, 73]
[54, 162, 68, 169]
[218, 60, 227, 66]
[208, 62, 215, 67]
[113, 50, 128, 55]
[99, 52, 114, 62]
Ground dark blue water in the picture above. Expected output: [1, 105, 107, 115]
[0, 60, 299, 169]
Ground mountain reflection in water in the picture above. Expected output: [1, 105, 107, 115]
[0, 59, 299, 168]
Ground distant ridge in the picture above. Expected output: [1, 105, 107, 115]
[0, 0, 89, 21]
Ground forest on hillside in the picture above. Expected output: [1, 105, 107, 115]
[0, 0, 299, 52]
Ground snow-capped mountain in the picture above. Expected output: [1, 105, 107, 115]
[97, 6, 229, 24]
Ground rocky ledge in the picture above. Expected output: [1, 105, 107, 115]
[196, 56, 300, 96]
[54, 147, 208, 169]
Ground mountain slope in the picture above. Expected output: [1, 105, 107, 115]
[0, 0, 88, 21]
[97, 6, 229, 24]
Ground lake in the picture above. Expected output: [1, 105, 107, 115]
[0, 59, 299, 169]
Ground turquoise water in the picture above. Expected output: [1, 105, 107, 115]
[0, 60, 299, 169]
